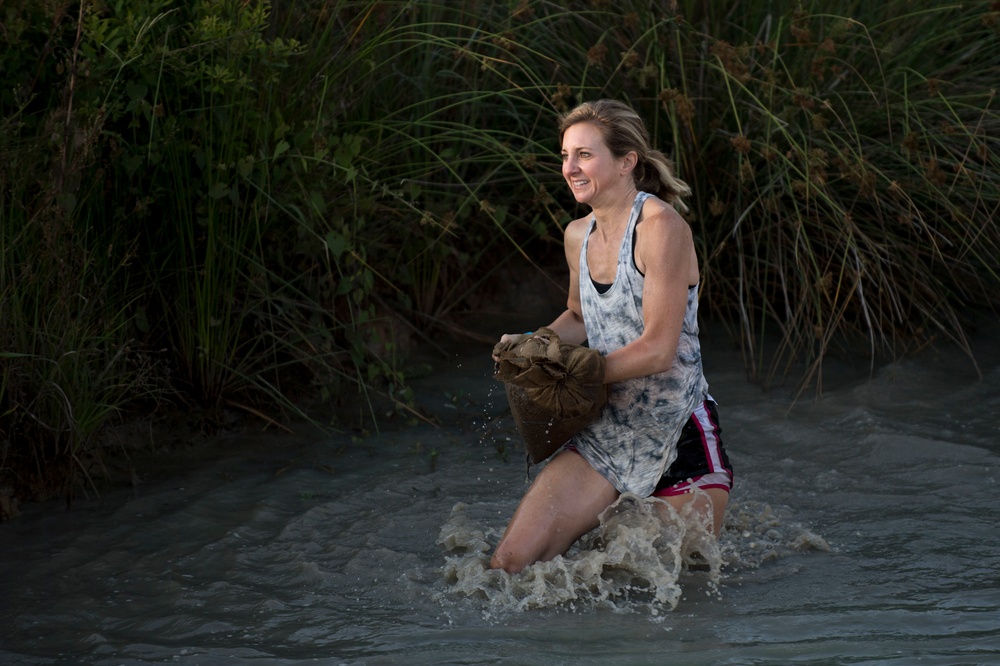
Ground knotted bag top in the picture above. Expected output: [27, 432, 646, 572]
[492, 328, 607, 464]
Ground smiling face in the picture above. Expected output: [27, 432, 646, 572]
[560, 122, 634, 209]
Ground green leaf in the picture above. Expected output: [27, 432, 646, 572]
[237, 155, 254, 179]
[273, 140, 290, 160]
[126, 80, 148, 101]
[326, 230, 347, 259]
[134, 306, 150, 334]
[310, 190, 327, 215]
[208, 182, 230, 199]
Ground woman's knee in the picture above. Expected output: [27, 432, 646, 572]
[489, 451, 618, 573]
[490, 547, 530, 574]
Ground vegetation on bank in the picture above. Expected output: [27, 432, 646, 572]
[2, 0, 998, 504]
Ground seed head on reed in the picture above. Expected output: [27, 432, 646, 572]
[730, 135, 752, 154]
[587, 43, 608, 67]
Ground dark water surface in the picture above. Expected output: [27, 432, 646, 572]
[1, 323, 999, 665]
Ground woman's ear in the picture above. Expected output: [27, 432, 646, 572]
[622, 151, 638, 174]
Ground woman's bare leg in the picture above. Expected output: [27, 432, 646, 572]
[490, 451, 619, 574]
[655, 487, 729, 535]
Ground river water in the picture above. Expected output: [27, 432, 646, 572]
[1, 319, 999, 665]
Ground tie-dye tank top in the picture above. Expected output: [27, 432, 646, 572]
[572, 191, 709, 496]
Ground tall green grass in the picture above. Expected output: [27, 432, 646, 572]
[0, 70, 157, 499]
[677, 2, 1000, 389]
[2, 0, 999, 503]
[321, 0, 1000, 390]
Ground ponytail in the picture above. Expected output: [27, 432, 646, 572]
[637, 150, 691, 213]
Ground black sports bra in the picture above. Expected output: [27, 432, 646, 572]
[589, 224, 697, 293]
[590, 225, 641, 293]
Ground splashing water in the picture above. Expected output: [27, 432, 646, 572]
[437, 489, 829, 620]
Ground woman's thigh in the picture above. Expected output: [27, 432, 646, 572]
[491, 450, 619, 573]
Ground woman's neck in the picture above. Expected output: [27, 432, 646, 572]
[591, 185, 639, 233]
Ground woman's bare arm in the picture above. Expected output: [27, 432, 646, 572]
[602, 202, 695, 384]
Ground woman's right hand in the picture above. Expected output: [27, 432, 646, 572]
[492, 332, 532, 362]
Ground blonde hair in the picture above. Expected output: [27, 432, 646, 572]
[558, 99, 690, 213]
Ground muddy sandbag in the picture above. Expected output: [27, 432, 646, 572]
[492, 327, 607, 464]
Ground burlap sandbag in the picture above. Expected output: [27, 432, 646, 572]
[492, 327, 607, 464]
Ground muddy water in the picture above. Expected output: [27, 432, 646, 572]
[1, 324, 999, 665]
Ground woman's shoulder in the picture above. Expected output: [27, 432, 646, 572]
[563, 214, 592, 243]
[637, 195, 690, 240]
[634, 193, 699, 280]
[560, 215, 592, 262]
[639, 193, 686, 224]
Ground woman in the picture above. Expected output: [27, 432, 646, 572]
[490, 99, 733, 574]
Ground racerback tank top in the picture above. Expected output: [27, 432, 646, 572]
[572, 191, 709, 496]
